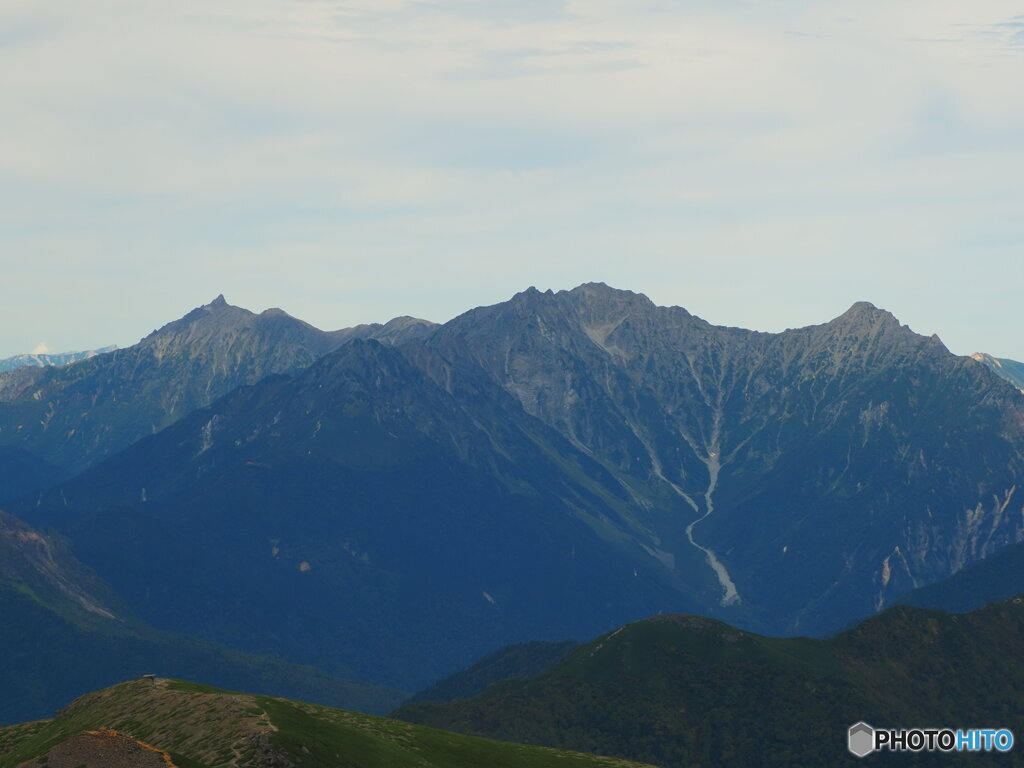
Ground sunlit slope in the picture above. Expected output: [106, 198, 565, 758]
[0, 679, 652, 768]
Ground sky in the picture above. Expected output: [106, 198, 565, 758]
[1, 0, 1022, 360]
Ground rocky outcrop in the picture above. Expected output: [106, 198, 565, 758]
[17, 729, 177, 768]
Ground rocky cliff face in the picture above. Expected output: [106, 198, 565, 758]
[419, 284, 1024, 630]
[16, 729, 179, 768]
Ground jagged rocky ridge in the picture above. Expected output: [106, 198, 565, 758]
[0, 297, 434, 476]
[14, 284, 1024, 691]
[414, 285, 1024, 628]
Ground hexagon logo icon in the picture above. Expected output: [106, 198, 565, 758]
[848, 722, 875, 758]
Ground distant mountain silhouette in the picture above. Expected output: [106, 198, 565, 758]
[0, 345, 117, 374]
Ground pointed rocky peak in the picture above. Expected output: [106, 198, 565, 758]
[834, 301, 899, 325]
[823, 301, 910, 341]
[143, 297, 256, 345]
[508, 286, 551, 305]
[787, 301, 957, 373]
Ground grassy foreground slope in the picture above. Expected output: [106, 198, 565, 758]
[0, 679, 652, 768]
[397, 598, 1024, 767]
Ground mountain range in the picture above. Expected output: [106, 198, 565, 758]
[2, 283, 1022, 723]
[0, 346, 117, 375]
[0, 297, 433, 475]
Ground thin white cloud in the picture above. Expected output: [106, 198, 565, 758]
[1, 0, 1023, 358]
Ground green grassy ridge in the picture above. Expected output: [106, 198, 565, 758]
[395, 598, 1024, 767]
[0, 678, 654, 768]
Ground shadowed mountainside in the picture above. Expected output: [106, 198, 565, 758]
[0, 509, 404, 726]
[897, 539, 1024, 614]
[401, 641, 582, 707]
[21, 339, 696, 689]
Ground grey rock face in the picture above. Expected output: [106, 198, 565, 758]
[418, 284, 1024, 632]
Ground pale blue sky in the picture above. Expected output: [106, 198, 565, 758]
[1, 0, 1022, 359]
